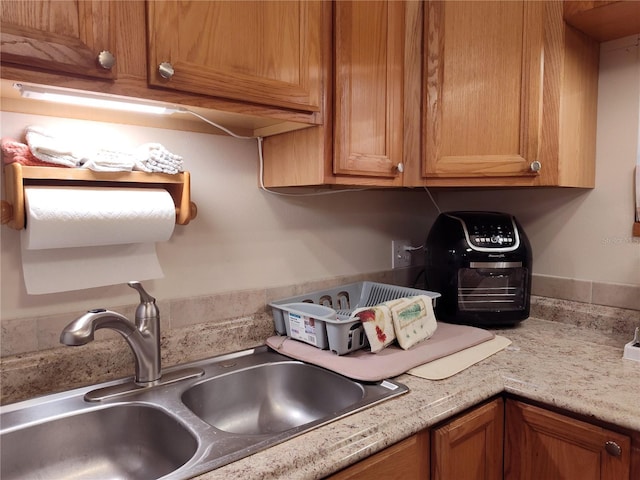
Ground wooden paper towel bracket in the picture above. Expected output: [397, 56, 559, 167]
[1, 163, 197, 230]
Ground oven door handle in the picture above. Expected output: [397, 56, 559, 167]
[468, 261, 523, 268]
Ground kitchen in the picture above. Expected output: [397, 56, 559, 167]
[1, 1, 639, 479]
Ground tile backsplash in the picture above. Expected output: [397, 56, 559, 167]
[0, 268, 417, 358]
[532, 274, 640, 311]
[0, 269, 640, 357]
[2, 270, 638, 359]
[1, 269, 639, 405]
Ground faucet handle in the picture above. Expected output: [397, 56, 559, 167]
[128, 281, 156, 304]
[128, 282, 159, 324]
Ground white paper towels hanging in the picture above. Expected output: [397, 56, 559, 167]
[21, 186, 176, 294]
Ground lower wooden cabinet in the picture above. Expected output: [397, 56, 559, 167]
[505, 399, 631, 480]
[325, 397, 636, 480]
[431, 398, 504, 480]
[327, 430, 429, 480]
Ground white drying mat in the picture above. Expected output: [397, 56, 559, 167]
[408, 335, 511, 380]
[265, 322, 494, 382]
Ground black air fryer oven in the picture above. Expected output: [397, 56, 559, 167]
[425, 211, 532, 326]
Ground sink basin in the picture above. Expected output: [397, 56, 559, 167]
[0, 346, 407, 479]
[182, 362, 365, 434]
[0, 404, 197, 480]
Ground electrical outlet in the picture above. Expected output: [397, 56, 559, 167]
[392, 240, 411, 269]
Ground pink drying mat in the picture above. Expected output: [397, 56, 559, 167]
[265, 322, 495, 382]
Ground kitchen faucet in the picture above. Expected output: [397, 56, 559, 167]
[60, 281, 161, 385]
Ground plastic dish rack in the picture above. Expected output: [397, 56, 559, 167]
[269, 282, 440, 355]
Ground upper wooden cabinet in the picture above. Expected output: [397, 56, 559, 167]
[422, 2, 541, 182]
[0, 1, 326, 136]
[419, 1, 600, 188]
[0, 0, 116, 79]
[332, 1, 405, 179]
[264, 1, 599, 189]
[146, 1, 323, 113]
[263, 0, 410, 188]
[564, 1, 640, 42]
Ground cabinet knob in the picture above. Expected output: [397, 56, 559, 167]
[395, 162, 404, 174]
[97, 51, 115, 70]
[605, 441, 622, 457]
[158, 62, 175, 79]
[530, 160, 542, 173]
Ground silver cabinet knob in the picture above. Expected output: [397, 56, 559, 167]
[395, 162, 404, 173]
[97, 51, 115, 70]
[604, 441, 622, 457]
[158, 62, 175, 79]
[530, 160, 542, 173]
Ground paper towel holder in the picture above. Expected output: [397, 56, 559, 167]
[1, 163, 197, 230]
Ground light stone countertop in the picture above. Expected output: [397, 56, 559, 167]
[194, 317, 640, 480]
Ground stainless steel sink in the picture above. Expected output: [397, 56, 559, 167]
[182, 362, 365, 435]
[0, 346, 408, 479]
[1, 404, 197, 480]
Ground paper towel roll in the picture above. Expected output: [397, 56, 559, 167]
[21, 243, 164, 295]
[20, 186, 175, 294]
[22, 186, 176, 249]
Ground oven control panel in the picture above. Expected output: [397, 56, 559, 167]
[453, 214, 520, 251]
[468, 223, 516, 248]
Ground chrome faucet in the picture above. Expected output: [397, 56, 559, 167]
[60, 281, 161, 385]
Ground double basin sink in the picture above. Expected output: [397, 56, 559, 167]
[0, 346, 408, 479]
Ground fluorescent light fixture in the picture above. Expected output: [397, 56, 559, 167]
[14, 83, 180, 115]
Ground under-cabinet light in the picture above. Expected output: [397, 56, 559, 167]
[14, 83, 180, 115]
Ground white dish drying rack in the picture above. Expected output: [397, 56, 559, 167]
[269, 281, 440, 355]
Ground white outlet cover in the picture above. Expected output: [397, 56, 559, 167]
[392, 240, 411, 269]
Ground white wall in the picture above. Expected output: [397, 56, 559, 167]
[435, 35, 640, 287]
[0, 113, 436, 319]
[1, 36, 638, 322]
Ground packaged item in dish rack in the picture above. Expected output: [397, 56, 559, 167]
[390, 295, 438, 350]
[275, 303, 336, 349]
[351, 302, 397, 353]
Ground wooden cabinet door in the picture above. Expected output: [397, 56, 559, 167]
[563, 0, 640, 42]
[333, 0, 404, 181]
[327, 430, 430, 480]
[0, 0, 116, 79]
[423, 1, 543, 181]
[505, 399, 631, 480]
[431, 398, 504, 480]
[146, 1, 323, 113]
